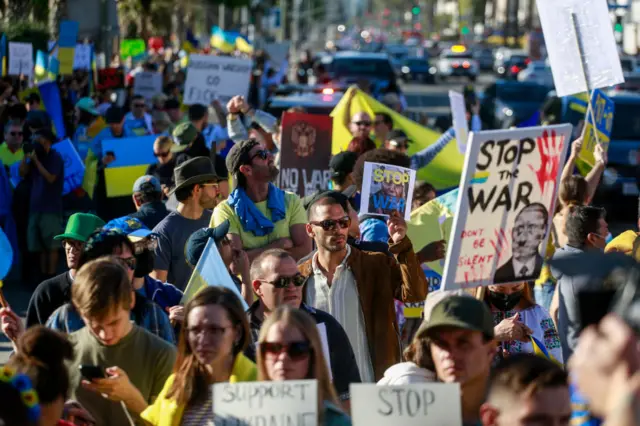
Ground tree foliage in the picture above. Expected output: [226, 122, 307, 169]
[0, 20, 50, 52]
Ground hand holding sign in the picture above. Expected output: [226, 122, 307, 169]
[387, 210, 408, 244]
[570, 137, 583, 159]
[594, 143, 607, 166]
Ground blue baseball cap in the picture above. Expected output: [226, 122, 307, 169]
[103, 217, 155, 242]
[132, 175, 162, 193]
[186, 220, 230, 267]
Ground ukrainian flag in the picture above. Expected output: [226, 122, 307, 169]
[235, 35, 253, 54]
[81, 117, 107, 199]
[530, 335, 562, 366]
[181, 238, 248, 309]
[330, 87, 465, 189]
[0, 34, 6, 77]
[48, 56, 59, 80]
[35, 50, 48, 81]
[182, 29, 199, 54]
[210, 26, 237, 53]
[102, 135, 156, 197]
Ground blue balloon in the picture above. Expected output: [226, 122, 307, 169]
[0, 227, 13, 280]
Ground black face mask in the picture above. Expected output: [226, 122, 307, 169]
[134, 249, 155, 278]
[487, 290, 523, 312]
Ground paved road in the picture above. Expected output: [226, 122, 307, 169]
[0, 73, 499, 365]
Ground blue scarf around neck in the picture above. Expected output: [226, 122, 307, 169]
[228, 183, 286, 236]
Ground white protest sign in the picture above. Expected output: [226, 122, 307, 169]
[449, 90, 469, 154]
[73, 45, 91, 70]
[536, 0, 624, 97]
[359, 162, 416, 221]
[183, 54, 252, 105]
[350, 383, 461, 426]
[441, 125, 572, 290]
[213, 380, 318, 426]
[265, 42, 291, 66]
[9, 42, 33, 77]
[133, 71, 163, 101]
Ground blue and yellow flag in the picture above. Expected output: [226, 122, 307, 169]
[330, 87, 465, 189]
[181, 238, 248, 308]
[530, 335, 562, 366]
[35, 50, 48, 81]
[182, 29, 199, 54]
[0, 34, 6, 77]
[210, 26, 237, 53]
[48, 56, 59, 80]
[235, 35, 253, 54]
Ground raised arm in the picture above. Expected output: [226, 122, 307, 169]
[585, 143, 607, 204]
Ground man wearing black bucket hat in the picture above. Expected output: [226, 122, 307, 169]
[211, 139, 311, 262]
[150, 156, 221, 290]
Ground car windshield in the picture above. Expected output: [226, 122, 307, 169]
[444, 52, 473, 59]
[406, 58, 426, 66]
[611, 102, 640, 140]
[497, 83, 549, 102]
[331, 58, 394, 77]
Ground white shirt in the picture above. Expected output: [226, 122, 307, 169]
[512, 256, 536, 278]
[305, 245, 375, 382]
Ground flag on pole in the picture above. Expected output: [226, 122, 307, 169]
[35, 50, 48, 81]
[182, 29, 199, 53]
[0, 34, 7, 77]
[210, 26, 237, 53]
[235, 35, 253, 54]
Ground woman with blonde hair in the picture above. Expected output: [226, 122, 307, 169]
[142, 286, 257, 426]
[257, 306, 351, 426]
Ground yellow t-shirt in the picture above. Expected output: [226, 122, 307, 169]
[0, 144, 24, 167]
[212, 191, 307, 250]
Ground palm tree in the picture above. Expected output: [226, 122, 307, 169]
[48, 0, 67, 38]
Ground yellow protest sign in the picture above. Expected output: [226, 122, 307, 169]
[330, 88, 465, 189]
[578, 89, 614, 173]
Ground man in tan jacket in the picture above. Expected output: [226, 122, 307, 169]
[299, 195, 428, 382]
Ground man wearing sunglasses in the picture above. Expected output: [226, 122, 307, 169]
[0, 120, 24, 169]
[213, 139, 312, 262]
[123, 94, 152, 136]
[246, 248, 361, 407]
[299, 195, 428, 383]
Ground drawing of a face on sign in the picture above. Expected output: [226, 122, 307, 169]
[291, 121, 316, 158]
[369, 164, 410, 216]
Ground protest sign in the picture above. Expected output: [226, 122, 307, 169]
[183, 54, 252, 105]
[441, 124, 572, 290]
[180, 238, 248, 309]
[264, 42, 291, 65]
[350, 383, 461, 426]
[73, 44, 91, 70]
[120, 39, 146, 60]
[213, 380, 317, 426]
[133, 71, 163, 102]
[579, 89, 614, 170]
[279, 112, 332, 197]
[359, 162, 416, 221]
[8, 42, 33, 77]
[449, 90, 469, 154]
[102, 135, 156, 197]
[536, 0, 624, 97]
[52, 139, 84, 195]
[97, 68, 125, 91]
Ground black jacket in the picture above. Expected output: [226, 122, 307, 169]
[26, 271, 73, 327]
[245, 301, 361, 400]
[129, 201, 170, 230]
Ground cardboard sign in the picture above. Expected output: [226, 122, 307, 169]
[52, 139, 84, 195]
[350, 383, 462, 426]
[102, 135, 156, 197]
[133, 71, 163, 101]
[279, 112, 332, 197]
[359, 162, 416, 221]
[8, 42, 33, 77]
[579, 89, 614, 169]
[73, 44, 91, 70]
[213, 380, 318, 426]
[441, 124, 572, 290]
[97, 68, 125, 91]
[183, 54, 252, 105]
[120, 39, 146, 60]
[449, 90, 469, 154]
[536, 0, 624, 97]
[264, 42, 291, 66]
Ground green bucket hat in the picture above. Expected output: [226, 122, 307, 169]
[171, 122, 198, 152]
[54, 213, 106, 243]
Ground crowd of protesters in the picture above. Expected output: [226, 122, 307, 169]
[0, 44, 639, 426]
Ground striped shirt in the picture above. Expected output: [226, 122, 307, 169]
[181, 391, 214, 425]
[305, 245, 375, 382]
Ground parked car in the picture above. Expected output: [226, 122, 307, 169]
[400, 56, 436, 84]
[480, 80, 551, 129]
[473, 47, 495, 71]
[517, 60, 554, 87]
[436, 46, 479, 82]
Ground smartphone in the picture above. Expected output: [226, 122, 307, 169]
[79, 365, 106, 381]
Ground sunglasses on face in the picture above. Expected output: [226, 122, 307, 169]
[310, 216, 351, 231]
[154, 151, 170, 158]
[119, 257, 137, 271]
[353, 121, 371, 127]
[260, 341, 312, 360]
[250, 149, 270, 161]
[260, 274, 306, 289]
[9, 131, 23, 137]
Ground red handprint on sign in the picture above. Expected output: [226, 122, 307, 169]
[490, 228, 510, 264]
[463, 264, 487, 288]
[529, 130, 565, 195]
